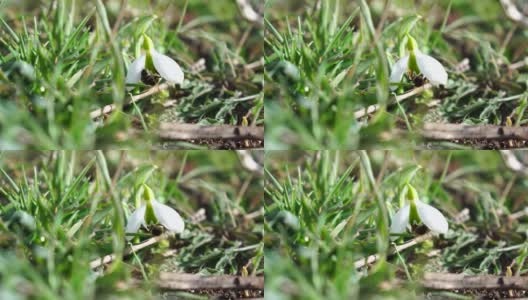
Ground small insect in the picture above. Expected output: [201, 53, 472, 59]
[147, 224, 165, 236]
[141, 69, 160, 86]
[409, 73, 426, 87]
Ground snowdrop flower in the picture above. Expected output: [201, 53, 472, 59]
[125, 184, 185, 236]
[125, 34, 184, 89]
[390, 184, 448, 235]
[390, 34, 447, 89]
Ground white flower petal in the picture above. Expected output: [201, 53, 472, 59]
[151, 50, 184, 85]
[389, 55, 409, 90]
[125, 204, 146, 235]
[415, 51, 447, 86]
[152, 200, 185, 233]
[415, 200, 448, 234]
[125, 54, 146, 88]
[390, 204, 410, 234]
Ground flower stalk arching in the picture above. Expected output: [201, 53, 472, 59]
[142, 184, 158, 225]
[142, 34, 156, 72]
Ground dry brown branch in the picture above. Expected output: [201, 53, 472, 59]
[237, 150, 264, 175]
[90, 233, 170, 269]
[421, 123, 528, 140]
[236, 0, 263, 27]
[509, 58, 528, 70]
[354, 84, 433, 119]
[112, 0, 128, 36]
[90, 83, 170, 119]
[501, 150, 528, 176]
[354, 232, 433, 269]
[500, 0, 528, 27]
[509, 207, 528, 221]
[354, 208, 470, 269]
[422, 272, 528, 290]
[158, 123, 264, 141]
[245, 58, 265, 71]
[157, 272, 264, 290]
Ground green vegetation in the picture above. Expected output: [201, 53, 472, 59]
[265, 150, 528, 299]
[0, 0, 263, 149]
[265, 0, 528, 149]
[0, 150, 263, 299]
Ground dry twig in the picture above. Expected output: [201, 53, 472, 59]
[354, 84, 433, 119]
[158, 123, 264, 141]
[509, 58, 528, 70]
[509, 207, 528, 221]
[237, 150, 264, 176]
[500, 0, 528, 27]
[421, 123, 528, 140]
[501, 150, 528, 176]
[157, 272, 264, 290]
[112, 0, 128, 36]
[236, 0, 263, 27]
[90, 83, 170, 119]
[422, 272, 528, 290]
[90, 233, 170, 269]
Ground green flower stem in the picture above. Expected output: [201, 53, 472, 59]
[142, 34, 155, 72]
[407, 184, 420, 224]
[143, 184, 157, 225]
[406, 34, 419, 74]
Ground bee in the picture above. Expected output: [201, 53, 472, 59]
[146, 224, 165, 236]
[141, 69, 160, 86]
[410, 73, 426, 87]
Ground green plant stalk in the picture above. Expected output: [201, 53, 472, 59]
[95, 0, 125, 106]
[142, 184, 158, 225]
[359, 150, 389, 257]
[406, 184, 420, 224]
[142, 34, 155, 72]
[359, 0, 389, 106]
[95, 150, 125, 268]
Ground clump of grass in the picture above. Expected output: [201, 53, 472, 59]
[0, 0, 263, 149]
[0, 150, 263, 299]
[264, 0, 528, 149]
[265, 150, 528, 298]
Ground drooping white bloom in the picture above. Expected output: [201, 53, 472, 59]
[390, 35, 448, 89]
[125, 34, 184, 88]
[390, 185, 448, 235]
[125, 184, 185, 236]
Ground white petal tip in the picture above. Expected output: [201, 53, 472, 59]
[389, 55, 410, 90]
[152, 200, 185, 234]
[416, 200, 448, 235]
[125, 205, 146, 237]
[125, 55, 146, 88]
[390, 204, 411, 235]
[152, 51, 184, 86]
[416, 52, 448, 87]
